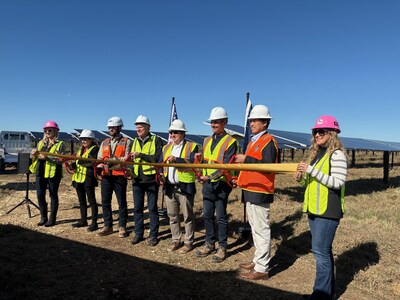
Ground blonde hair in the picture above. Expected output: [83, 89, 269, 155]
[41, 128, 60, 144]
[307, 131, 347, 164]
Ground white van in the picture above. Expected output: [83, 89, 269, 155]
[0, 131, 33, 171]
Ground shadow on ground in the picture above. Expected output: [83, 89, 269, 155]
[336, 241, 380, 298]
[0, 224, 303, 300]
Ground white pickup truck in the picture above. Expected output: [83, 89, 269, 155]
[0, 131, 33, 171]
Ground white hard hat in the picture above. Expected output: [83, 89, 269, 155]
[208, 107, 228, 121]
[107, 116, 124, 127]
[248, 105, 273, 119]
[135, 115, 151, 126]
[168, 119, 187, 132]
[79, 129, 95, 139]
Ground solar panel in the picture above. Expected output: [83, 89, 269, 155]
[224, 124, 309, 149]
[30, 131, 77, 142]
[369, 140, 400, 151]
[340, 137, 400, 152]
[29, 131, 43, 140]
[152, 131, 169, 142]
[30, 125, 400, 152]
[185, 134, 207, 145]
[73, 129, 109, 142]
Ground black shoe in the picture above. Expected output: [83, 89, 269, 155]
[37, 218, 48, 226]
[72, 221, 88, 228]
[87, 223, 98, 232]
[147, 236, 158, 247]
[44, 220, 56, 227]
[131, 235, 144, 245]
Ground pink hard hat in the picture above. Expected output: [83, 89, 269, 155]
[43, 120, 59, 130]
[312, 115, 341, 133]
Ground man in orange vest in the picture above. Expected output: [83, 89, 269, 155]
[97, 116, 132, 238]
[236, 104, 278, 280]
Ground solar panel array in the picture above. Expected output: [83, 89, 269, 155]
[224, 124, 400, 152]
[30, 126, 400, 152]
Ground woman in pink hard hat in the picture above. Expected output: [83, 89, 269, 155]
[30, 120, 65, 227]
[295, 115, 348, 300]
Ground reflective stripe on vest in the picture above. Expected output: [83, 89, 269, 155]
[29, 140, 64, 178]
[162, 141, 197, 183]
[101, 138, 128, 176]
[72, 146, 96, 183]
[202, 134, 237, 182]
[237, 134, 278, 194]
[303, 152, 345, 215]
[131, 135, 156, 176]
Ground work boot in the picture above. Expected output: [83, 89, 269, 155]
[195, 242, 215, 258]
[37, 217, 48, 226]
[147, 236, 158, 247]
[38, 206, 48, 226]
[212, 247, 227, 263]
[44, 215, 56, 227]
[178, 243, 193, 254]
[45, 205, 58, 227]
[97, 226, 114, 237]
[72, 220, 88, 228]
[131, 235, 144, 245]
[118, 227, 128, 238]
[87, 222, 98, 232]
[167, 241, 183, 252]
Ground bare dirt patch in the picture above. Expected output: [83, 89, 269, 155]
[1, 155, 399, 299]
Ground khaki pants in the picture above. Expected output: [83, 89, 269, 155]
[247, 201, 271, 273]
[166, 186, 195, 245]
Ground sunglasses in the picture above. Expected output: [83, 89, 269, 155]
[169, 131, 183, 135]
[44, 129, 53, 133]
[312, 129, 329, 136]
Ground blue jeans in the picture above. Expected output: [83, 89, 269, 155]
[308, 215, 340, 300]
[101, 176, 128, 228]
[133, 182, 159, 238]
[202, 181, 232, 249]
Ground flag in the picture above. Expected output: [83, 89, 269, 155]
[168, 97, 178, 143]
[242, 93, 252, 153]
[169, 97, 178, 125]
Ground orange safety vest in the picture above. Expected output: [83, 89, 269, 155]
[100, 137, 128, 176]
[238, 134, 278, 194]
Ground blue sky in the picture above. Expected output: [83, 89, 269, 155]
[1, 0, 399, 142]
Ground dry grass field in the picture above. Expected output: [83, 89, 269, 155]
[0, 150, 399, 299]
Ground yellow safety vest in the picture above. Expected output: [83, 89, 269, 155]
[131, 135, 157, 176]
[72, 146, 96, 183]
[202, 134, 238, 182]
[162, 141, 198, 183]
[29, 140, 64, 178]
[303, 152, 345, 215]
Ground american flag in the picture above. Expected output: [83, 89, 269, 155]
[242, 93, 252, 153]
[169, 97, 178, 125]
[168, 97, 178, 143]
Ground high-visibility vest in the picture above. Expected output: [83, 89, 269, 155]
[238, 134, 278, 194]
[131, 135, 157, 176]
[72, 146, 96, 183]
[303, 151, 345, 215]
[202, 134, 238, 182]
[29, 140, 64, 178]
[162, 141, 198, 183]
[100, 137, 128, 176]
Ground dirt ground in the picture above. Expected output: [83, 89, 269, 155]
[0, 163, 396, 299]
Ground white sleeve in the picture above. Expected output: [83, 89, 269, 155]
[306, 150, 347, 189]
